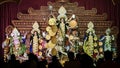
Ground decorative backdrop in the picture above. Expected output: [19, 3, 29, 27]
[0, 0, 120, 58]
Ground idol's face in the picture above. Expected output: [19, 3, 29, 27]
[61, 18, 64, 21]
[106, 32, 109, 35]
[34, 31, 37, 35]
[61, 18, 65, 23]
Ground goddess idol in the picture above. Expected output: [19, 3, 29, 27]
[10, 28, 26, 57]
[30, 21, 41, 56]
[100, 28, 115, 51]
[83, 21, 98, 57]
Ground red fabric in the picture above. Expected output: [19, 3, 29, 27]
[0, 0, 120, 58]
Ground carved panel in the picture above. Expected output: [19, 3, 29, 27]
[5, 1, 119, 40]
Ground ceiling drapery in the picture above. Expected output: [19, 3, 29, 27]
[0, 0, 21, 5]
[112, 0, 120, 5]
[0, 0, 120, 5]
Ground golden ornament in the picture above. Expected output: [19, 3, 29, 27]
[94, 36, 97, 41]
[94, 49, 98, 53]
[69, 20, 77, 28]
[51, 25, 58, 32]
[99, 42, 103, 46]
[94, 43, 97, 47]
[46, 34, 51, 40]
[46, 26, 51, 32]
[51, 36, 57, 44]
[47, 41, 56, 48]
[39, 45, 42, 50]
[48, 18, 56, 25]
[99, 47, 103, 52]
[51, 48, 57, 56]
[48, 30, 56, 36]
[38, 52, 42, 56]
